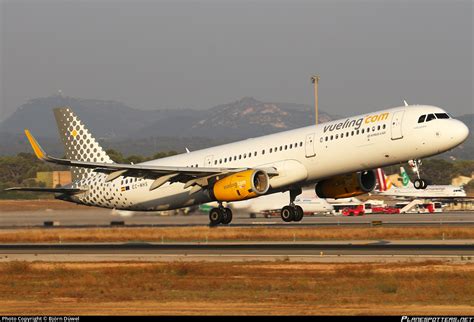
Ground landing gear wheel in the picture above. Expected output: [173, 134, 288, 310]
[209, 208, 223, 226]
[293, 205, 304, 222]
[414, 179, 427, 190]
[281, 206, 295, 222]
[221, 208, 233, 225]
[421, 180, 427, 190]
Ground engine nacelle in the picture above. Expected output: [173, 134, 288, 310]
[315, 170, 376, 199]
[211, 169, 269, 202]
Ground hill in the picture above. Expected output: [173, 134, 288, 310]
[0, 95, 471, 159]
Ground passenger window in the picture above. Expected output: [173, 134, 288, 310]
[300, 142, 303, 147]
[279, 146, 282, 151]
[289, 144, 292, 149]
[357, 130, 360, 135]
[335, 134, 338, 139]
[426, 114, 436, 122]
[269, 148, 272, 153]
[362, 129, 365, 134]
[284, 145, 287, 150]
[239, 155, 242, 160]
[383, 124, 386, 129]
[377, 125, 380, 130]
[351, 131, 354, 136]
[418, 115, 426, 123]
[330, 135, 333, 140]
[325, 137, 328, 141]
[367, 127, 370, 133]
[262, 150, 265, 155]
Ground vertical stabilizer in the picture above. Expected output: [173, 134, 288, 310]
[375, 168, 393, 192]
[399, 167, 414, 188]
[53, 107, 113, 181]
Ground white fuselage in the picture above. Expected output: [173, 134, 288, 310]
[70, 105, 469, 211]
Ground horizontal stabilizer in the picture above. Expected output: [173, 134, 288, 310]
[4, 187, 86, 194]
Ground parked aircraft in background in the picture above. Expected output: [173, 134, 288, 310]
[7, 105, 469, 225]
[375, 167, 467, 199]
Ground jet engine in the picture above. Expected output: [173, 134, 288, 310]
[211, 169, 270, 202]
[315, 170, 376, 199]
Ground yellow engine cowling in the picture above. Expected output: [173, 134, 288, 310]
[315, 170, 376, 199]
[211, 169, 270, 202]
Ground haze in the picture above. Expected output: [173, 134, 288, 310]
[0, 0, 472, 121]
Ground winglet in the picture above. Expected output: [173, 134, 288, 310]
[24, 129, 46, 160]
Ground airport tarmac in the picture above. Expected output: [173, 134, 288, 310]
[0, 208, 473, 228]
[1, 240, 473, 263]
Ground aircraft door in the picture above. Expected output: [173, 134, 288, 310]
[204, 155, 214, 167]
[305, 133, 316, 158]
[391, 110, 405, 140]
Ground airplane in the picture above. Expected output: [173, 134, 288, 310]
[200, 189, 334, 220]
[375, 167, 467, 199]
[6, 105, 469, 225]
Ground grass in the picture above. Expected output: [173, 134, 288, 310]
[0, 261, 473, 315]
[0, 226, 473, 243]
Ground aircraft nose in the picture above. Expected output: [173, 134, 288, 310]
[451, 120, 469, 144]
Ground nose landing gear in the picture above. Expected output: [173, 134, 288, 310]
[280, 188, 304, 222]
[409, 159, 428, 190]
[209, 204, 233, 226]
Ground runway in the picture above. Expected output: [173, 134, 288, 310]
[1, 208, 474, 228]
[1, 241, 473, 263]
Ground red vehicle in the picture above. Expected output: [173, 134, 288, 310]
[341, 205, 365, 216]
[370, 206, 400, 214]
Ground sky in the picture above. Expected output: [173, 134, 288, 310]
[0, 0, 472, 121]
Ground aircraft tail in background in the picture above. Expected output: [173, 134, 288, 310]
[399, 167, 414, 188]
[375, 168, 393, 192]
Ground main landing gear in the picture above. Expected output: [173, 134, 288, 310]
[409, 159, 428, 190]
[209, 204, 233, 226]
[280, 188, 304, 223]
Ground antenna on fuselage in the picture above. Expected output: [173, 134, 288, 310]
[311, 75, 320, 125]
[403, 99, 409, 107]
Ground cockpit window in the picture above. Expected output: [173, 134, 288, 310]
[418, 115, 426, 123]
[435, 113, 450, 119]
[426, 114, 436, 122]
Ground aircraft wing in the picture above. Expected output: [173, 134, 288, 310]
[5, 187, 86, 194]
[24, 129, 278, 190]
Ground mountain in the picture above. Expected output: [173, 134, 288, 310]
[1, 95, 471, 160]
[134, 97, 336, 140]
[0, 95, 166, 138]
[0, 96, 337, 155]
